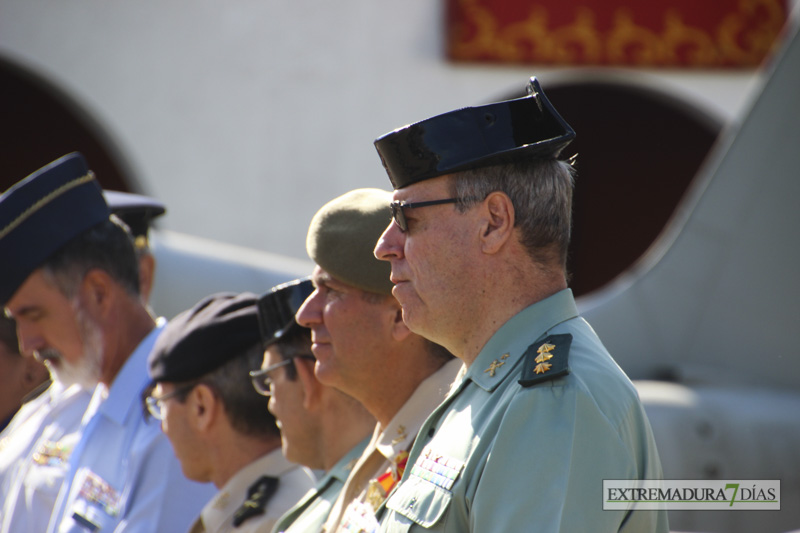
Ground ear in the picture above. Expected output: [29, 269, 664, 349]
[294, 358, 320, 411]
[78, 269, 114, 319]
[187, 384, 218, 433]
[390, 306, 412, 342]
[479, 192, 515, 255]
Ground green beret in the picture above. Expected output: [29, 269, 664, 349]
[306, 188, 393, 295]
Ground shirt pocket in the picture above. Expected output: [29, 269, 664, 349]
[384, 474, 452, 529]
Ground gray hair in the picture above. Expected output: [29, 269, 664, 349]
[41, 216, 140, 299]
[451, 157, 576, 269]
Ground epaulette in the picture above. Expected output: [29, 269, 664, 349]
[518, 333, 572, 387]
[232, 475, 279, 527]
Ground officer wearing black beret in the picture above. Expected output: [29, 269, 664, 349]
[373, 78, 669, 532]
[145, 292, 315, 533]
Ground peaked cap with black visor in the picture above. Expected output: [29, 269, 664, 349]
[0, 153, 110, 305]
[373, 77, 575, 190]
[256, 278, 314, 349]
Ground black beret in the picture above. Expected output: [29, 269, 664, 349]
[103, 190, 166, 241]
[0, 152, 110, 304]
[374, 77, 575, 189]
[148, 292, 261, 383]
[257, 278, 313, 347]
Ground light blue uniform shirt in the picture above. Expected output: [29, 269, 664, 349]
[0, 383, 91, 533]
[378, 290, 669, 532]
[46, 319, 216, 532]
[273, 437, 370, 533]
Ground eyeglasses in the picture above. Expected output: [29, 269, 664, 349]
[249, 356, 314, 396]
[390, 197, 479, 232]
[143, 383, 198, 421]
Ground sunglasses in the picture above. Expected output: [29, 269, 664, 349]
[390, 197, 480, 232]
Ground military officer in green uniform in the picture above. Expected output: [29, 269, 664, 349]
[373, 77, 669, 532]
[249, 279, 375, 533]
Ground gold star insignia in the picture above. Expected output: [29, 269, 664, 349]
[534, 362, 552, 374]
[535, 352, 553, 363]
[500, 353, 510, 360]
[484, 359, 505, 377]
[392, 425, 408, 445]
[537, 342, 556, 353]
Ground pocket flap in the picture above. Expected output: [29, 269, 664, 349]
[385, 475, 452, 528]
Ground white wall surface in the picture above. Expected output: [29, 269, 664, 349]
[0, 0, 778, 261]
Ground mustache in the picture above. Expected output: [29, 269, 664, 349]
[34, 348, 62, 363]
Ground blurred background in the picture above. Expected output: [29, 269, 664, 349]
[2, 2, 799, 531]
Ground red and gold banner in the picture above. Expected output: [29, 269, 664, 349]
[446, 0, 787, 67]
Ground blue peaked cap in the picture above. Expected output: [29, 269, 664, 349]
[0, 152, 110, 304]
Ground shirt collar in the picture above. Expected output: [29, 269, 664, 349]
[375, 358, 463, 461]
[466, 289, 578, 392]
[86, 317, 166, 426]
[201, 451, 284, 532]
[318, 435, 372, 488]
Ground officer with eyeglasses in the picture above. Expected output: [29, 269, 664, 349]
[144, 291, 315, 533]
[372, 77, 668, 532]
[249, 279, 375, 533]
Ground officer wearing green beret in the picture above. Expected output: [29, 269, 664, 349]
[294, 188, 461, 533]
[373, 78, 669, 532]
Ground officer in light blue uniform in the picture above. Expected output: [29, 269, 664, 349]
[373, 78, 669, 532]
[0, 189, 168, 533]
[0, 153, 215, 532]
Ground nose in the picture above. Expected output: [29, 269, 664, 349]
[16, 323, 45, 357]
[374, 221, 405, 262]
[295, 289, 322, 328]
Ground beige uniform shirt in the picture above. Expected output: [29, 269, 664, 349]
[324, 358, 462, 533]
[189, 449, 315, 533]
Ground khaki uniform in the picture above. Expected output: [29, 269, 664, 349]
[190, 449, 315, 533]
[325, 359, 461, 533]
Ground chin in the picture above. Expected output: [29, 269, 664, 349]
[400, 306, 423, 332]
[313, 361, 336, 387]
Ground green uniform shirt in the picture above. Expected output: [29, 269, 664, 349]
[272, 437, 370, 533]
[378, 289, 669, 532]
